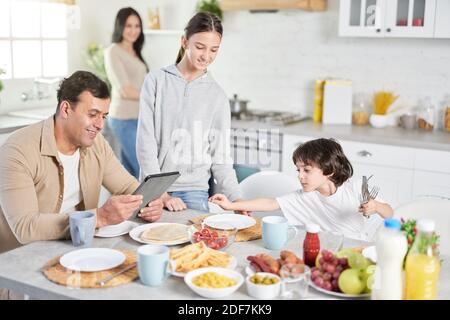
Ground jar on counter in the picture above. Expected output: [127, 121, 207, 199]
[445, 107, 450, 132]
[352, 93, 370, 126]
[417, 97, 435, 131]
[441, 95, 450, 132]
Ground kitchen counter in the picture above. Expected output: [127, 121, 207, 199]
[0, 107, 54, 134]
[2, 108, 449, 152]
[231, 119, 450, 152]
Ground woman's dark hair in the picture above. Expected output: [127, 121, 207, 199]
[56, 71, 110, 114]
[292, 138, 353, 187]
[112, 7, 148, 71]
[176, 12, 223, 64]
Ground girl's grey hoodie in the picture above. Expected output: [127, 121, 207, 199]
[137, 64, 241, 201]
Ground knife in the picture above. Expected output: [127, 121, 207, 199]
[96, 262, 137, 286]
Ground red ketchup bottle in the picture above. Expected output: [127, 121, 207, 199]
[303, 224, 321, 267]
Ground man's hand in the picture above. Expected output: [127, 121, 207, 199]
[96, 194, 143, 228]
[138, 198, 163, 222]
[161, 192, 187, 212]
[209, 194, 233, 211]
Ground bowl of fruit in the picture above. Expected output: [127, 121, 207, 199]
[188, 224, 237, 251]
[310, 249, 374, 298]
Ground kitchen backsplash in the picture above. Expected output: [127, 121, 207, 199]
[1, 0, 449, 120]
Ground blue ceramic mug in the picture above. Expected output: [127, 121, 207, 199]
[262, 216, 298, 250]
[138, 244, 176, 286]
[69, 211, 96, 247]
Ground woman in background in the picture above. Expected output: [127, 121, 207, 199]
[104, 7, 148, 178]
[137, 12, 242, 212]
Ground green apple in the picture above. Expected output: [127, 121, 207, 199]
[336, 248, 355, 259]
[348, 253, 371, 270]
[338, 269, 366, 295]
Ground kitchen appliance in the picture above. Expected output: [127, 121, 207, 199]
[322, 79, 353, 125]
[230, 128, 282, 172]
[234, 109, 309, 126]
[229, 94, 249, 119]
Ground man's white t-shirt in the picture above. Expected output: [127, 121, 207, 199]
[276, 178, 384, 241]
[58, 149, 82, 214]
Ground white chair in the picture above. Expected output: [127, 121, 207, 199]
[394, 196, 450, 255]
[239, 170, 300, 217]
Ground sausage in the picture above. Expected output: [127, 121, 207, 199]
[280, 250, 298, 264]
[247, 256, 272, 273]
[256, 253, 280, 274]
[250, 261, 262, 273]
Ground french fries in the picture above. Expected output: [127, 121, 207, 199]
[170, 241, 231, 273]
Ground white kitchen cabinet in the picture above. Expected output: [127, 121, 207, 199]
[339, 0, 438, 38]
[412, 148, 450, 199]
[434, 0, 450, 38]
[412, 170, 450, 199]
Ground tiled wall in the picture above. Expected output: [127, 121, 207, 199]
[1, 0, 449, 124]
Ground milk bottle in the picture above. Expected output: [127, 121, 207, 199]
[371, 218, 407, 300]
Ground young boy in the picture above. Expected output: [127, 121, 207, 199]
[209, 138, 393, 240]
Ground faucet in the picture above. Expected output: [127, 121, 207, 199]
[21, 77, 60, 102]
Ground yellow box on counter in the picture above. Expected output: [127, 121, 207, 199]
[313, 79, 326, 123]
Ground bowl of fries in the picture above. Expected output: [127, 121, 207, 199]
[185, 267, 244, 298]
[169, 241, 236, 276]
[189, 224, 237, 251]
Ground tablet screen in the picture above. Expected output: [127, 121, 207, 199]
[132, 171, 180, 218]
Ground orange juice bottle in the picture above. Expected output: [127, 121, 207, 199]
[405, 219, 440, 300]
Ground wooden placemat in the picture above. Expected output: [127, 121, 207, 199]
[42, 249, 138, 288]
[189, 214, 262, 242]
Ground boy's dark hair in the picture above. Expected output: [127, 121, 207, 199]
[56, 71, 110, 114]
[292, 138, 353, 187]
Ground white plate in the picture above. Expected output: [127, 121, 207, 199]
[95, 221, 139, 238]
[129, 223, 190, 246]
[203, 214, 256, 230]
[171, 256, 238, 277]
[362, 246, 377, 263]
[309, 281, 370, 299]
[59, 248, 125, 272]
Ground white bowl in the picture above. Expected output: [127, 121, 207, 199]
[184, 267, 244, 299]
[369, 114, 388, 128]
[246, 272, 281, 299]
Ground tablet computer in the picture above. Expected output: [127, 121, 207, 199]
[132, 171, 180, 218]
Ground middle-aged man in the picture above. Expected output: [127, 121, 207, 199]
[0, 70, 163, 256]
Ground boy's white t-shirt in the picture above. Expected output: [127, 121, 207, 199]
[276, 178, 384, 241]
[58, 149, 82, 214]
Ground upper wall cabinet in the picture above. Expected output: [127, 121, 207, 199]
[338, 0, 449, 38]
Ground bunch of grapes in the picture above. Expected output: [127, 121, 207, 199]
[310, 250, 349, 292]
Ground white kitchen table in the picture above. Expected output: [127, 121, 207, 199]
[0, 209, 448, 300]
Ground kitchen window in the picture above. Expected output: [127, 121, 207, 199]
[0, 0, 68, 80]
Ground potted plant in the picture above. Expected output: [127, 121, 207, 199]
[196, 0, 223, 20]
[84, 43, 111, 92]
[0, 68, 5, 93]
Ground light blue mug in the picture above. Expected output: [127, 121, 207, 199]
[69, 211, 96, 247]
[138, 245, 176, 286]
[262, 216, 298, 250]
